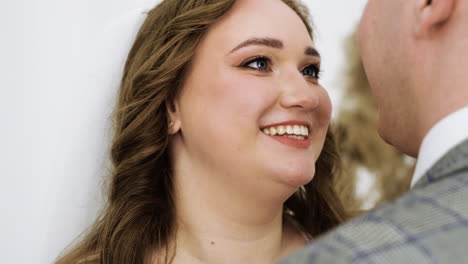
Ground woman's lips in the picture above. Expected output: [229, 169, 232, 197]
[265, 134, 312, 149]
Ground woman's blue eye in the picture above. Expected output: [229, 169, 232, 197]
[302, 64, 321, 79]
[241, 57, 320, 79]
[242, 57, 271, 72]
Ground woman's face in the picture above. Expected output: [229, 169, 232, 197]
[172, 0, 331, 194]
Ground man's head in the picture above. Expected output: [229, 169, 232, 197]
[358, 0, 468, 157]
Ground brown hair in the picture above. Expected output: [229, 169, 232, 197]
[55, 1, 348, 263]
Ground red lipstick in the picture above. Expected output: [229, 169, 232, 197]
[268, 135, 311, 149]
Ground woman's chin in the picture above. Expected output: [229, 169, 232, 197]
[260, 152, 318, 188]
[277, 166, 316, 188]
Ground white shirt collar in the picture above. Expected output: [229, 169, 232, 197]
[411, 106, 468, 187]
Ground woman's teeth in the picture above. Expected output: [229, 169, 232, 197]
[262, 125, 309, 139]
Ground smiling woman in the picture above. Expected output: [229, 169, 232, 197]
[55, 0, 349, 264]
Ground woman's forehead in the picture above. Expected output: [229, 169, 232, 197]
[202, 0, 314, 52]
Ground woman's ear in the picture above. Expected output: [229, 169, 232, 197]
[415, 0, 456, 38]
[166, 99, 182, 135]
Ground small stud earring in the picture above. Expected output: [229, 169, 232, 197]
[169, 122, 174, 128]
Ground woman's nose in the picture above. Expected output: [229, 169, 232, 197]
[278, 74, 320, 111]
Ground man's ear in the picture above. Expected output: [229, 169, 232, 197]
[166, 99, 181, 135]
[415, 0, 456, 38]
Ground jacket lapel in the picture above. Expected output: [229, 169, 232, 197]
[413, 138, 468, 189]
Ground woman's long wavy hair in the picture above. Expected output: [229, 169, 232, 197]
[55, 0, 349, 263]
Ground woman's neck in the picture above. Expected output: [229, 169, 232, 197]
[174, 213, 284, 264]
[167, 165, 306, 264]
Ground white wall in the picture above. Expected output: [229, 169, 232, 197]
[1, 1, 366, 263]
[307, 0, 368, 115]
[1, 1, 36, 263]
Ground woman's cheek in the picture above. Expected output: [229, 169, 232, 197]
[224, 74, 277, 109]
[318, 89, 332, 126]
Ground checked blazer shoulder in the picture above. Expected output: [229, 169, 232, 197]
[279, 138, 468, 264]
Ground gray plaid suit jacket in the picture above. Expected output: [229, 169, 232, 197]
[280, 138, 468, 264]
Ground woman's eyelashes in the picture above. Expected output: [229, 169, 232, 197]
[241, 56, 273, 72]
[239, 56, 321, 80]
[301, 64, 322, 80]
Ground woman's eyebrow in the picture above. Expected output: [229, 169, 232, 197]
[229, 37, 321, 58]
[229, 37, 283, 53]
[305, 47, 321, 58]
